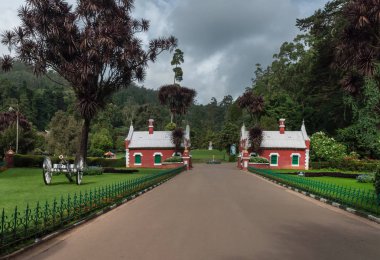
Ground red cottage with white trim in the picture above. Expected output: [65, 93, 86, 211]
[238, 119, 310, 170]
[125, 119, 191, 168]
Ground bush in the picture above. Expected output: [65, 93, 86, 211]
[311, 159, 378, 172]
[14, 154, 45, 167]
[88, 148, 104, 157]
[228, 155, 237, 162]
[249, 157, 269, 163]
[375, 166, 380, 196]
[164, 156, 183, 163]
[310, 132, 347, 162]
[356, 174, 374, 183]
[86, 157, 125, 167]
[103, 168, 139, 174]
[13, 154, 125, 168]
[83, 166, 104, 176]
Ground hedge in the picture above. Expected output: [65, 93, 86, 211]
[13, 154, 125, 168]
[311, 159, 379, 173]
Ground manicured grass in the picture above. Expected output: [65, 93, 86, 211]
[307, 176, 374, 191]
[272, 168, 371, 175]
[0, 167, 164, 215]
[191, 149, 228, 162]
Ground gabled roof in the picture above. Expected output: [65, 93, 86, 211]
[241, 121, 309, 149]
[128, 131, 176, 148]
[261, 131, 306, 149]
[125, 122, 191, 149]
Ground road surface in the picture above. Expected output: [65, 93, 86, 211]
[16, 164, 380, 260]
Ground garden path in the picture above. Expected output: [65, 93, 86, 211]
[16, 164, 380, 260]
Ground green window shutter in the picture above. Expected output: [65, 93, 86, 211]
[292, 155, 299, 165]
[135, 154, 141, 164]
[270, 155, 278, 165]
[154, 154, 161, 164]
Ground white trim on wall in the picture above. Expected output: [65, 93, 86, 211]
[126, 149, 129, 167]
[133, 153, 143, 166]
[153, 152, 163, 165]
[269, 153, 279, 166]
[290, 153, 301, 166]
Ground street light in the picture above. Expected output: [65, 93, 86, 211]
[8, 106, 19, 154]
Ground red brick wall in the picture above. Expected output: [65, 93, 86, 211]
[259, 149, 307, 170]
[128, 149, 179, 168]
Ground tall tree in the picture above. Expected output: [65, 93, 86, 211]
[1, 0, 177, 160]
[171, 49, 184, 84]
[237, 90, 264, 125]
[158, 49, 196, 124]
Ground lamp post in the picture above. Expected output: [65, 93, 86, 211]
[8, 106, 19, 154]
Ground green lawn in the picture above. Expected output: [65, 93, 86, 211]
[272, 168, 372, 175]
[0, 167, 163, 215]
[191, 149, 228, 163]
[307, 176, 374, 191]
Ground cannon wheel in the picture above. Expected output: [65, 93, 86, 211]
[76, 157, 84, 185]
[42, 157, 53, 185]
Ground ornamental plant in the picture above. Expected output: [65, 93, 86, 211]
[375, 166, 380, 199]
[310, 132, 347, 162]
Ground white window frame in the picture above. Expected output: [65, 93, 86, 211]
[153, 152, 163, 165]
[269, 153, 279, 166]
[291, 153, 301, 167]
[172, 152, 182, 157]
[133, 153, 143, 166]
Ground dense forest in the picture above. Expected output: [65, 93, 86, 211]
[0, 0, 379, 160]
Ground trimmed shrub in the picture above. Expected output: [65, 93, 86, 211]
[164, 156, 183, 163]
[83, 166, 104, 176]
[375, 166, 380, 197]
[250, 157, 269, 163]
[228, 155, 237, 162]
[103, 168, 139, 174]
[311, 159, 378, 172]
[86, 157, 125, 167]
[13, 154, 125, 168]
[356, 174, 374, 183]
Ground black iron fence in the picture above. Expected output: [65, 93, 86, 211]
[0, 166, 185, 254]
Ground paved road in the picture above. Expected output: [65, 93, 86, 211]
[16, 164, 380, 260]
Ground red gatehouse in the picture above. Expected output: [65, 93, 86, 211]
[125, 119, 191, 169]
[238, 119, 310, 170]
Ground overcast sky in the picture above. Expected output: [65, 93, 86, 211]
[0, 0, 329, 104]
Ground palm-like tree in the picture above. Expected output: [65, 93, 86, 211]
[0, 0, 177, 160]
[248, 126, 263, 154]
[158, 84, 196, 124]
[334, 0, 380, 93]
[237, 90, 265, 124]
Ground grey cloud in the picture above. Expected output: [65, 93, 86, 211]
[0, 0, 330, 104]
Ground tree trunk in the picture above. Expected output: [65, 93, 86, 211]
[77, 117, 91, 162]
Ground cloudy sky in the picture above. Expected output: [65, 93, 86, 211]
[0, 0, 329, 104]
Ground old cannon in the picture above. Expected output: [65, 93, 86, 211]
[42, 155, 85, 185]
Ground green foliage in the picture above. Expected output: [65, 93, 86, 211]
[375, 166, 380, 196]
[310, 132, 347, 162]
[46, 111, 81, 156]
[171, 49, 184, 83]
[356, 174, 374, 183]
[86, 157, 125, 168]
[249, 157, 269, 163]
[217, 122, 239, 154]
[83, 166, 104, 176]
[336, 77, 380, 158]
[164, 156, 183, 163]
[310, 159, 379, 173]
[88, 148, 104, 158]
[89, 128, 113, 152]
[165, 122, 177, 131]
